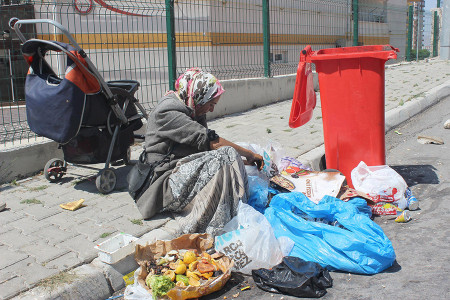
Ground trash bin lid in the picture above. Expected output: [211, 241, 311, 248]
[289, 46, 316, 128]
[310, 45, 398, 61]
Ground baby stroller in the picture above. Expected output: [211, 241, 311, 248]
[10, 18, 148, 193]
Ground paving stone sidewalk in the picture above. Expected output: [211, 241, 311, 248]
[0, 59, 449, 300]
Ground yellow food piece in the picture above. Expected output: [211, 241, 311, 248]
[183, 251, 197, 264]
[60, 199, 85, 211]
[174, 261, 187, 275]
[164, 270, 176, 282]
[202, 272, 214, 279]
[186, 270, 199, 281]
[176, 280, 187, 287]
[188, 277, 201, 287]
[188, 261, 198, 272]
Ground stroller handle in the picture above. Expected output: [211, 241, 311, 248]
[10, 18, 129, 124]
[10, 18, 81, 49]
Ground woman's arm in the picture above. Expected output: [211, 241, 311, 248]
[210, 137, 264, 170]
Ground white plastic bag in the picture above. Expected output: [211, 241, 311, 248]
[236, 141, 284, 178]
[215, 201, 291, 274]
[124, 267, 152, 300]
[351, 161, 408, 209]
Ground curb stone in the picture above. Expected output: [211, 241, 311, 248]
[12, 80, 450, 300]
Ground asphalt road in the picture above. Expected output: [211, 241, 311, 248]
[112, 97, 450, 300]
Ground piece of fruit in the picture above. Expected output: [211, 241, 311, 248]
[186, 270, 199, 281]
[169, 262, 177, 270]
[197, 261, 215, 273]
[176, 274, 190, 286]
[183, 251, 197, 264]
[188, 277, 200, 287]
[174, 260, 187, 275]
[176, 280, 187, 287]
[188, 261, 198, 272]
[164, 270, 176, 282]
[202, 272, 214, 279]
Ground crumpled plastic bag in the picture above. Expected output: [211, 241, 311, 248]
[252, 256, 333, 298]
[264, 192, 396, 274]
[351, 161, 408, 209]
[247, 175, 269, 213]
[215, 201, 293, 275]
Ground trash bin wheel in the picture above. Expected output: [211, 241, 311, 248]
[96, 168, 116, 194]
[44, 158, 66, 182]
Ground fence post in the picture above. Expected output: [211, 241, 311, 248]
[406, 5, 413, 61]
[263, 0, 271, 77]
[352, 0, 359, 46]
[166, 0, 176, 90]
[433, 0, 441, 57]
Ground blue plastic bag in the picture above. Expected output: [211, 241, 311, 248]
[247, 176, 269, 213]
[264, 192, 395, 274]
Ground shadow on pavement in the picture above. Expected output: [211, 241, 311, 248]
[391, 165, 439, 187]
[382, 260, 402, 273]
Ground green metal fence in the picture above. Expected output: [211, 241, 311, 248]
[0, 0, 432, 145]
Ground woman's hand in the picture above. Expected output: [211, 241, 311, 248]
[246, 153, 264, 171]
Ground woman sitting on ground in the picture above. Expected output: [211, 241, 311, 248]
[135, 67, 263, 235]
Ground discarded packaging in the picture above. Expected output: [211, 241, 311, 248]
[405, 187, 419, 211]
[60, 198, 85, 211]
[95, 233, 138, 264]
[417, 135, 444, 145]
[444, 119, 450, 129]
[271, 171, 345, 204]
[395, 210, 411, 223]
[132, 233, 233, 300]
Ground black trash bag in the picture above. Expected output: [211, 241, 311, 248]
[252, 256, 333, 298]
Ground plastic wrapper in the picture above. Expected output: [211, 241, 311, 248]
[252, 256, 332, 298]
[131, 233, 233, 300]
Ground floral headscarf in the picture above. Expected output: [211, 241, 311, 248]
[167, 68, 225, 115]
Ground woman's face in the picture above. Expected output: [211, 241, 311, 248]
[195, 96, 221, 116]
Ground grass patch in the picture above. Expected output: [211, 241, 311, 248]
[280, 116, 284, 119]
[399, 99, 404, 106]
[283, 129, 292, 132]
[309, 125, 314, 128]
[27, 185, 48, 192]
[225, 124, 237, 128]
[315, 116, 322, 120]
[130, 219, 143, 226]
[100, 232, 113, 239]
[413, 83, 418, 87]
[10, 179, 19, 186]
[310, 130, 319, 134]
[38, 271, 80, 290]
[266, 128, 272, 134]
[21, 198, 43, 205]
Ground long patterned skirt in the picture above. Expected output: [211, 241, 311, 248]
[166, 146, 248, 236]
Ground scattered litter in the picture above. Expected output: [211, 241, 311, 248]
[233, 292, 240, 298]
[417, 135, 444, 145]
[252, 256, 332, 298]
[395, 210, 411, 223]
[241, 286, 251, 291]
[59, 198, 85, 211]
[394, 130, 402, 135]
[95, 233, 138, 264]
[444, 119, 450, 129]
[123, 270, 136, 286]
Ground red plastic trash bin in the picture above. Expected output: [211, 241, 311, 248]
[289, 45, 398, 187]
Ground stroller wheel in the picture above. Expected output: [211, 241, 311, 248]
[123, 147, 131, 165]
[96, 168, 116, 194]
[44, 158, 66, 182]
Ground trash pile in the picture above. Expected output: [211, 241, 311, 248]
[113, 141, 420, 299]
